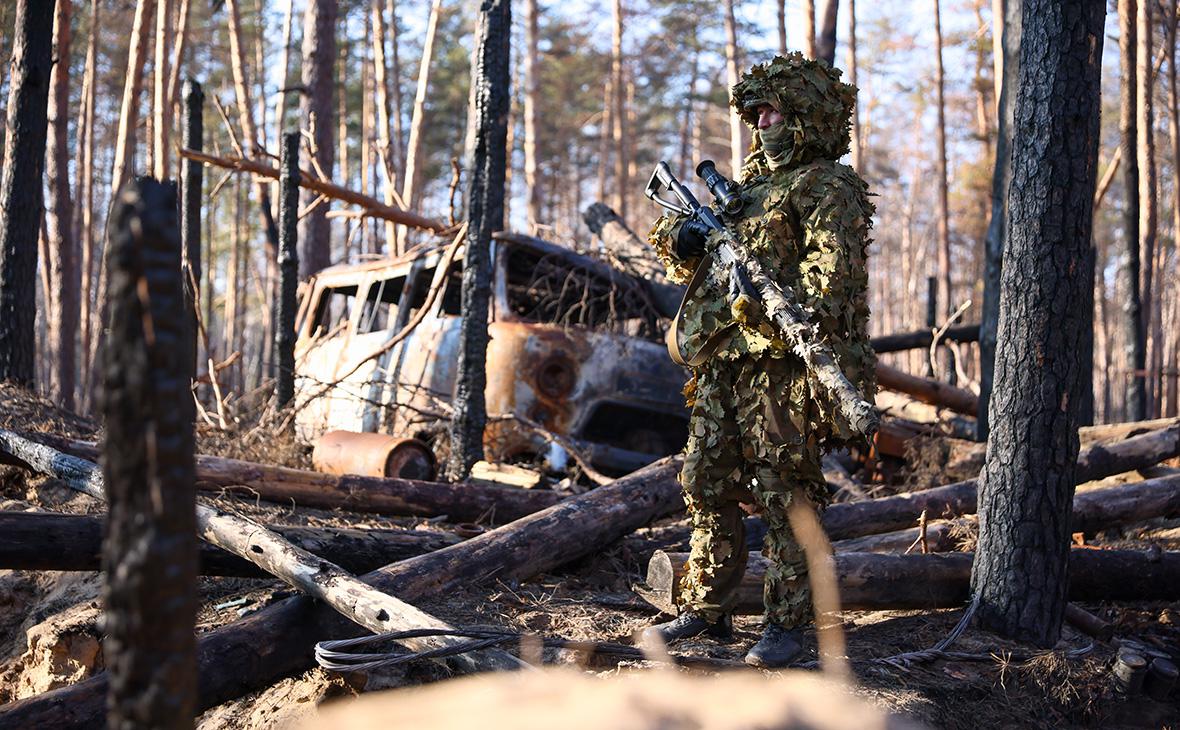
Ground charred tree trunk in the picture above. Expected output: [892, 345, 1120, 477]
[299, 0, 337, 277]
[1120, 0, 1147, 420]
[0, 0, 55, 387]
[46, 0, 76, 410]
[181, 80, 203, 373]
[1136, 0, 1157, 415]
[276, 132, 300, 408]
[970, 0, 1105, 647]
[448, 0, 511, 481]
[979, 0, 1021, 439]
[102, 178, 197, 728]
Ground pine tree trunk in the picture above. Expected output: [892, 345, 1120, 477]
[777, 0, 788, 54]
[298, 0, 337, 277]
[815, 0, 839, 66]
[371, 0, 399, 245]
[447, 0, 510, 481]
[933, 0, 951, 324]
[276, 133, 299, 407]
[152, 0, 173, 180]
[46, 0, 76, 410]
[101, 178, 197, 729]
[398, 0, 442, 252]
[0, 0, 55, 387]
[803, 0, 817, 59]
[1137, 0, 1157, 415]
[847, 0, 860, 170]
[969, 0, 1105, 646]
[1120, 0, 1147, 420]
[181, 80, 203, 373]
[978, 0, 1020, 439]
[76, 0, 98, 387]
[165, 0, 191, 117]
[523, 0, 541, 232]
[272, 0, 295, 141]
[723, 0, 743, 178]
[611, 0, 627, 221]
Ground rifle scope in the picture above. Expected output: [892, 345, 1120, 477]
[695, 160, 744, 215]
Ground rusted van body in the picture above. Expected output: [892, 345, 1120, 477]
[293, 232, 689, 475]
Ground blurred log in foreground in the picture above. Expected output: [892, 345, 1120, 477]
[639, 549, 1180, 615]
[305, 668, 923, 730]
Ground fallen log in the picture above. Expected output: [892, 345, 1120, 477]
[20, 434, 564, 523]
[0, 511, 459, 577]
[875, 391, 977, 439]
[875, 362, 979, 417]
[823, 424, 1180, 540]
[869, 323, 980, 353]
[639, 548, 1180, 615]
[0, 430, 521, 676]
[831, 471, 1180, 553]
[0, 458, 685, 727]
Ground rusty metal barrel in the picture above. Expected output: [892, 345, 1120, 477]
[312, 431, 437, 481]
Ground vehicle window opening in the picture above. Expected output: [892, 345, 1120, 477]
[503, 246, 662, 339]
[440, 264, 464, 315]
[358, 276, 407, 334]
[311, 285, 359, 338]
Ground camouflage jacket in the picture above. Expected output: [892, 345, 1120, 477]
[647, 53, 877, 441]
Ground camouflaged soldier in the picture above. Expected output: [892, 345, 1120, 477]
[644, 53, 876, 668]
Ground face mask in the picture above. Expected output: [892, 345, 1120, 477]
[755, 118, 801, 170]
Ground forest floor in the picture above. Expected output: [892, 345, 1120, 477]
[0, 383, 1177, 729]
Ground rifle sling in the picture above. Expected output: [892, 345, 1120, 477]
[666, 256, 736, 368]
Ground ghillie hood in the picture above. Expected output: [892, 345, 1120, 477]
[731, 53, 856, 169]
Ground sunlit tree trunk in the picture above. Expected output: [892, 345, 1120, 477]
[372, 0, 399, 244]
[723, 0, 743, 178]
[1120, 0, 1146, 420]
[847, 0, 859, 170]
[299, 0, 336, 277]
[803, 0, 817, 59]
[165, 0, 191, 117]
[272, 0, 295, 141]
[75, 0, 97, 387]
[523, 0, 541, 232]
[816, 0, 839, 66]
[152, 0, 173, 180]
[1166, 0, 1180, 417]
[933, 0, 952, 325]
[611, 0, 628, 221]
[777, 0, 787, 55]
[46, 0, 76, 410]
[398, 0, 442, 252]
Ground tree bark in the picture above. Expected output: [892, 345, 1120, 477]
[0, 511, 460, 577]
[611, 0, 628, 219]
[448, 0, 511, 481]
[803, 0, 817, 59]
[978, 0, 1021, 439]
[75, 0, 98, 386]
[0, 0, 55, 387]
[642, 549, 1180, 615]
[0, 460, 685, 727]
[181, 80, 203, 373]
[101, 178, 197, 729]
[1136, 0, 1158, 416]
[45, 0, 76, 410]
[397, 0, 443, 253]
[1120, 0, 1147, 420]
[777, 0, 787, 54]
[272, 0, 296, 142]
[723, 0, 743, 178]
[815, 0, 839, 67]
[371, 0, 400, 246]
[969, 0, 1105, 647]
[523, 0, 541, 232]
[933, 0, 952, 330]
[299, 0, 337, 277]
[276, 133, 299, 407]
[151, 0, 173, 180]
[847, 0, 859, 169]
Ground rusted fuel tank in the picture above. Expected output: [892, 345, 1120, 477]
[312, 430, 437, 481]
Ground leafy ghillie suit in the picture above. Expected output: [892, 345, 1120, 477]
[648, 53, 876, 627]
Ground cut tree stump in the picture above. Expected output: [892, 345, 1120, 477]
[639, 548, 1180, 615]
[18, 434, 563, 523]
[0, 511, 459, 576]
[0, 458, 685, 727]
[0, 430, 522, 676]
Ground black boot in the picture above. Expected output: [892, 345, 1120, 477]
[643, 612, 733, 644]
[743, 623, 804, 668]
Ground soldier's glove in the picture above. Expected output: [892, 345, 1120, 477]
[673, 219, 711, 259]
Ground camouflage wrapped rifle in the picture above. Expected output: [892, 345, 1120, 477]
[645, 160, 879, 439]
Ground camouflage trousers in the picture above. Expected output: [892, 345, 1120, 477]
[679, 354, 828, 627]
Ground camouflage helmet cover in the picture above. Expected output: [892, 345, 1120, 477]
[731, 52, 856, 164]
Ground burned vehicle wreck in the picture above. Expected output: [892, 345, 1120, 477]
[293, 232, 689, 476]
